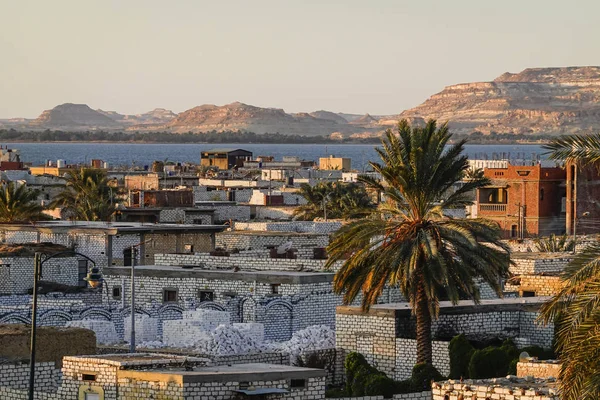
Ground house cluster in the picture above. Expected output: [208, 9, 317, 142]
[0, 149, 588, 399]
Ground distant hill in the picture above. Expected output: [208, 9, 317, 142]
[150, 102, 379, 136]
[30, 103, 119, 129]
[98, 108, 177, 125]
[399, 66, 600, 135]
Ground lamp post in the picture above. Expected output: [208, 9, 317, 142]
[573, 211, 590, 254]
[29, 251, 101, 400]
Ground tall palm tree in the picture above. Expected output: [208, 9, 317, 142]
[538, 134, 600, 400]
[50, 168, 119, 221]
[0, 182, 44, 222]
[539, 245, 600, 400]
[325, 120, 510, 364]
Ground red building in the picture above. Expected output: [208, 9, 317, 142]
[565, 161, 600, 235]
[476, 163, 566, 238]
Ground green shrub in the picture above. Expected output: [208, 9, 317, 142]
[507, 358, 518, 375]
[364, 374, 397, 398]
[344, 352, 370, 394]
[500, 339, 519, 361]
[410, 363, 444, 391]
[351, 365, 375, 396]
[449, 334, 475, 379]
[392, 379, 413, 394]
[325, 387, 347, 398]
[468, 347, 511, 378]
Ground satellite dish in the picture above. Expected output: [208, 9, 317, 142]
[277, 241, 293, 255]
[519, 351, 530, 361]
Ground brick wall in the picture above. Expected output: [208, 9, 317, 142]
[0, 362, 59, 391]
[517, 360, 561, 379]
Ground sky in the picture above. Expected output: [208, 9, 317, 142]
[1, 0, 599, 118]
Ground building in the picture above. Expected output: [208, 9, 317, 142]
[476, 163, 566, 238]
[0, 221, 226, 267]
[565, 161, 600, 235]
[200, 149, 253, 170]
[123, 173, 160, 190]
[0, 146, 25, 171]
[318, 155, 351, 171]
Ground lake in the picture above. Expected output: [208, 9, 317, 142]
[4, 142, 550, 171]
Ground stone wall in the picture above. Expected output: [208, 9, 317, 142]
[431, 378, 558, 400]
[334, 393, 431, 400]
[510, 253, 572, 275]
[513, 275, 564, 296]
[233, 221, 342, 233]
[196, 204, 251, 223]
[154, 253, 343, 272]
[0, 362, 59, 391]
[254, 206, 296, 220]
[396, 339, 450, 379]
[216, 231, 329, 251]
[144, 233, 214, 263]
[0, 256, 80, 295]
[159, 209, 213, 225]
[517, 360, 561, 379]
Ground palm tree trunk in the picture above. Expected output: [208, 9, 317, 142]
[415, 283, 433, 364]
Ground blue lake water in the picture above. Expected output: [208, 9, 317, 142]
[4, 142, 549, 171]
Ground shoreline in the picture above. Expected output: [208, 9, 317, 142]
[0, 139, 551, 145]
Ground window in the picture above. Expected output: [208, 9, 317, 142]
[112, 286, 121, 300]
[82, 374, 96, 381]
[184, 244, 194, 253]
[271, 284, 280, 295]
[540, 188, 544, 201]
[290, 379, 306, 389]
[198, 290, 214, 302]
[522, 290, 536, 297]
[163, 288, 178, 303]
[510, 225, 518, 238]
[78, 260, 88, 288]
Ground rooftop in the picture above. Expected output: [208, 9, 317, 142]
[337, 297, 551, 317]
[0, 221, 227, 234]
[63, 353, 209, 367]
[118, 362, 326, 383]
[105, 264, 333, 284]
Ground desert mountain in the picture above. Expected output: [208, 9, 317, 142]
[30, 103, 119, 129]
[399, 66, 600, 135]
[154, 102, 378, 136]
[309, 110, 349, 124]
[98, 108, 177, 125]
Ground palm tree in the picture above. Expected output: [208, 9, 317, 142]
[293, 182, 372, 221]
[0, 182, 44, 222]
[538, 134, 600, 400]
[325, 120, 510, 364]
[50, 168, 119, 221]
[539, 245, 600, 400]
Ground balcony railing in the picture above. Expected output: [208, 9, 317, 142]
[479, 204, 507, 212]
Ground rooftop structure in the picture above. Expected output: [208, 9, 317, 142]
[200, 148, 253, 170]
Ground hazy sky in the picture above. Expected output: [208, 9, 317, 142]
[1, 0, 599, 118]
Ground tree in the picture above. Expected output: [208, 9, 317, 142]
[539, 244, 600, 400]
[50, 168, 119, 221]
[533, 234, 575, 252]
[293, 181, 372, 221]
[0, 182, 45, 222]
[324, 119, 510, 364]
[538, 134, 600, 400]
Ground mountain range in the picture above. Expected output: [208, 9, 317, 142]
[2, 66, 600, 137]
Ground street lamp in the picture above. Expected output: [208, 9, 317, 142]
[29, 251, 101, 400]
[573, 211, 590, 254]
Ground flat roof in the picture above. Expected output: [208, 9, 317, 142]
[0, 221, 226, 234]
[337, 297, 551, 317]
[223, 230, 326, 237]
[105, 264, 333, 284]
[63, 353, 209, 367]
[118, 362, 326, 384]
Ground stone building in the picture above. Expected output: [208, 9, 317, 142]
[0, 353, 327, 400]
[0, 221, 225, 268]
[200, 148, 253, 170]
[335, 298, 555, 380]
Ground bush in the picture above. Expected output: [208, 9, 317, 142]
[344, 352, 369, 394]
[468, 347, 511, 378]
[500, 339, 519, 361]
[392, 379, 413, 394]
[410, 363, 444, 391]
[449, 334, 475, 379]
[364, 374, 397, 398]
[507, 358, 518, 375]
[325, 387, 347, 398]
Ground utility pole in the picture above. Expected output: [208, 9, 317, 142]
[129, 247, 137, 352]
[28, 253, 41, 400]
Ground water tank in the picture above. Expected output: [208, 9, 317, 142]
[56, 159, 66, 168]
[103, 162, 109, 169]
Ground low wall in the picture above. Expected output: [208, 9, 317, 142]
[154, 253, 343, 272]
[0, 362, 59, 391]
[333, 393, 431, 400]
[517, 360, 561, 379]
[233, 221, 342, 233]
[431, 379, 557, 400]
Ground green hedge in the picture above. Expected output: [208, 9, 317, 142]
[449, 334, 474, 379]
